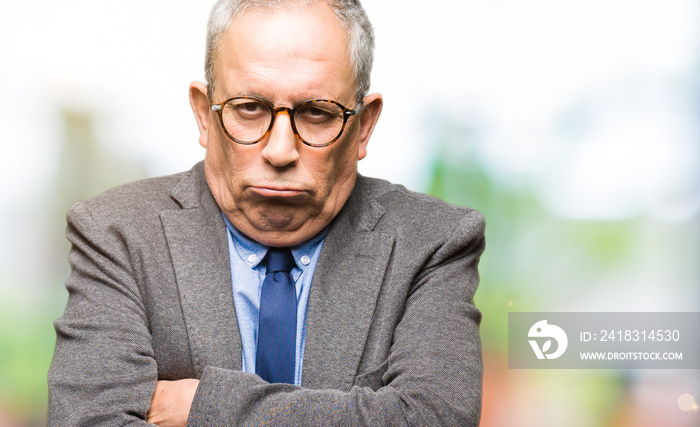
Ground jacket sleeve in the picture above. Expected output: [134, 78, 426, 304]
[187, 210, 485, 426]
[48, 201, 158, 426]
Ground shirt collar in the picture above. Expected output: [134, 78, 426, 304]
[222, 212, 327, 270]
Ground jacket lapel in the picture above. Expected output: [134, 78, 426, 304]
[302, 176, 395, 390]
[159, 166, 394, 386]
[160, 164, 242, 375]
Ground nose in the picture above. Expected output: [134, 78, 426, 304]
[260, 110, 300, 167]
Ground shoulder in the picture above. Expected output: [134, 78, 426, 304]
[69, 163, 203, 216]
[66, 162, 205, 229]
[356, 175, 485, 237]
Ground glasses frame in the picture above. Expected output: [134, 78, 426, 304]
[210, 96, 359, 148]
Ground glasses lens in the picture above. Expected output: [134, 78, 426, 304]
[293, 101, 346, 146]
[221, 98, 272, 143]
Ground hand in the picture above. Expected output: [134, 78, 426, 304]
[147, 379, 200, 427]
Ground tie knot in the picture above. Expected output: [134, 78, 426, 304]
[266, 248, 296, 273]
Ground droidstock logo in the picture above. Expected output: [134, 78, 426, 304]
[528, 320, 568, 360]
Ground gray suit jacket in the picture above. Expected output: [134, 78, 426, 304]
[48, 161, 485, 426]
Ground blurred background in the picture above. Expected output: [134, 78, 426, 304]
[1, 0, 699, 425]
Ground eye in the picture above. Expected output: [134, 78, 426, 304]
[228, 100, 268, 120]
[296, 103, 338, 124]
[241, 102, 261, 112]
[306, 107, 331, 118]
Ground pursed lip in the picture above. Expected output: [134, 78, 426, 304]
[248, 185, 307, 198]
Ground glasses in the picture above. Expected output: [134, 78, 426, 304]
[211, 97, 359, 147]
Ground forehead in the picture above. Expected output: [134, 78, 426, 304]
[213, 2, 354, 101]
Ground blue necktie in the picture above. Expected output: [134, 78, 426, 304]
[256, 248, 297, 384]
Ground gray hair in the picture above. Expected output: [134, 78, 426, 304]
[204, 0, 374, 104]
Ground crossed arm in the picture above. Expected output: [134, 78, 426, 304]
[48, 201, 485, 426]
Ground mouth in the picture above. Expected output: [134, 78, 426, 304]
[249, 185, 307, 199]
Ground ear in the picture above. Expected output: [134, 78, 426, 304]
[356, 93, 383, 160]
[189, 81, 212, 148]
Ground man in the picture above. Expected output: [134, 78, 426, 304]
[48, 0, 485, 425]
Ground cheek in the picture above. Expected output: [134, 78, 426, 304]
[206, 129, 229, 162]
[332, 135, 361, 174]
[205, 134, 256, 191]
[313, 137, 360, 191]
[209, 131, 250, 170]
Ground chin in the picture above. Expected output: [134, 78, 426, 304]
[253, 205, 306, 231]
[260, 214, 298, 230]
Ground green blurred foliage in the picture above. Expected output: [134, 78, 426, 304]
[426, 122, 643, 425]
[0, 109, 148, 426]
[0, 290, 60, 425]
[427, 128, 641, 353]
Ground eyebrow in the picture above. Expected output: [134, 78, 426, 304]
[227, 86, 346, 105]
[225, 93, 345, 107]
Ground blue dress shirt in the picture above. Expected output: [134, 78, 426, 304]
[222, 214, 326, 386]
